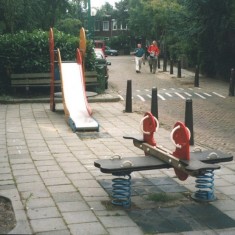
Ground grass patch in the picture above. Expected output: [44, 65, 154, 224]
[146, 192, 182, 203]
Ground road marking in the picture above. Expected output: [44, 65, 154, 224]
[179, 88, 184, 90]
[145, 89, 150, 92]
[158, 94, 166, 100]
[165, 93, 172, 97]
[184, 92, 192, 97]
[136, 90, 140, 92]
[212, 92, 226, 98]
[146, 94, 152, 98]
[118, 95, 124, 101]
[194, 92, 206, 99]
[203, 92, 212, 97]
[175, 92, 185, 99]
[137, 95, 145, 101]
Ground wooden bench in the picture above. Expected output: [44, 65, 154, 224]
[10, 71, 99, 92]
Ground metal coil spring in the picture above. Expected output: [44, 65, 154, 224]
[112, 173, 131, 208]
[192, 169, 216, 202]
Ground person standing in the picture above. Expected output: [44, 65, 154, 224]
[148, 40, 160, 74]
[133, 43, 145, 73]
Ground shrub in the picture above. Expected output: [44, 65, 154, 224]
[0, 29, 95, 94]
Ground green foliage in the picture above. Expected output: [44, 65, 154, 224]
[55, 18, 82, 36]
[128, 0, 235, 79]
[0, 0, 70, 33]
[0, 29, 95, 94]
[183, 0, 235, 78]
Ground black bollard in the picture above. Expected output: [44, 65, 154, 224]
[194, 65, 199, 87]
[125, 80, 132, 113]
[163, 55, 167, 72]
[177, 60, 181, 78]
[185, 98, 194, 145]
[158, 58, 160, 69]
[229, 68, 235, 96]
[170, 59, 173, 74]
[151, 87, 158, 119]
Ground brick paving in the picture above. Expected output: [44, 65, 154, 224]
[0, 55, 235, 234]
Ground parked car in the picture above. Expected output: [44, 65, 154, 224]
[105, 46, 118, 56]
[94, 48, 111, 89]
[94, 40, 105, 54]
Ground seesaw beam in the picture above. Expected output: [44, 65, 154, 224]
[132, 140, 220, 177]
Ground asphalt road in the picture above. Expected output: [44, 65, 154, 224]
[106, 55, 235, 154]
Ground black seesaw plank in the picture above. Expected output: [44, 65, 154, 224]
[94, 156, 170, 174]
[94, 150, 233, 175]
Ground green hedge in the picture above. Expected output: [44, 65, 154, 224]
[0, 29, 95, 94]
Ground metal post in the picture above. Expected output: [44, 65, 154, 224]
[229, 68, 235, 96]
[125, 80, 132, 113]
[177, 60, 181, 78]
[158, 58, 160, 69]
[185, 98, 194, 145]
[151, 87, 158, 119]
[163, 55, 167, 72]
[170, 59, 173, 74]
[87, 0, 92, 39]
[194, 65, 199, 87]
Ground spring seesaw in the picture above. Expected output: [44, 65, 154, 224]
[94, 112, 233, 207]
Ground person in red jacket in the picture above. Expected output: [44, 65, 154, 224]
[147, 40, 160, 74]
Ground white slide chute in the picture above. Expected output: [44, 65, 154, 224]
[58, 48, 99, 132]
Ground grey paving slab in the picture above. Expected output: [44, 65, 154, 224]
[30, 218, 67, 233]
[68, 222, 108, 235]
[98, 215, 138, 228]
[0, 67, 235, 235]
[57, 201, 90, 212]
[25, 197, 56, 209]
[27, 206, 61, 220]
[62, 210, 98, 224]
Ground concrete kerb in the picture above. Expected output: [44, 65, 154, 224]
[0, 93, 121, 104]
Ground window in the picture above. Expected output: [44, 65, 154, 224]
[112, 20, 117, 31]
[103, 21, 109, 31]
[95, 21, 100, 31]
[120, 22, 128, 30]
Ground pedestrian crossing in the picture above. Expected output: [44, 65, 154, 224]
[120, 87, 226, 101]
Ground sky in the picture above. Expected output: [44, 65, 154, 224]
[91, 0, 120, 8]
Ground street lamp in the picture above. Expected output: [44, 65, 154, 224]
[87, 0, 97, 40]
[91, 7, 97, 40]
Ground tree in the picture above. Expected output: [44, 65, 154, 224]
[183, 0, 235, 77]
[0, 0, 71, 33]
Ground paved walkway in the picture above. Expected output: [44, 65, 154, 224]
[0, 63, 235, 234]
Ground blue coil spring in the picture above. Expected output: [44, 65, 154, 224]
[112, 173, 131, 208]
[193, 169, 216, 202]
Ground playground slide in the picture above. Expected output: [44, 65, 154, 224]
[58, 49, 99, 132]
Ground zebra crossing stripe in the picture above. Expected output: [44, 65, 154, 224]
[165, 93, 172, 97]
[137, 95, 145, 101]
[158, 94, 166, 100]
[175, 92, 185, 99]
[203, 93, 212, 97]
[194, 92, 206, 99]
[184, 92, 192, 96]
[212, 92, 226, 98]
[118, 95, 124, 101]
